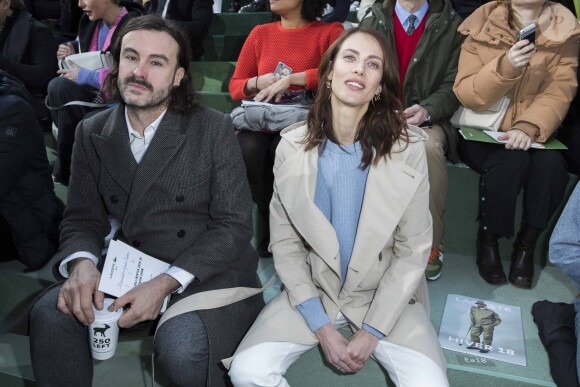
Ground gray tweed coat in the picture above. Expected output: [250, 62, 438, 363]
[57, 103, 264, 386]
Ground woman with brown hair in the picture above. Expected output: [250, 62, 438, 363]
[453, 0, 580, 289]
[227, 27, 448, 386]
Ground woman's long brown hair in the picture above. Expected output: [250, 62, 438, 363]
[302, 27, 407, 169]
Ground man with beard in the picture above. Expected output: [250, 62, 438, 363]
[27, 16, 264, 387]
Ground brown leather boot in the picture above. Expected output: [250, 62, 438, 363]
[509, 224, 542, 289]
[476, 229, 507, 284]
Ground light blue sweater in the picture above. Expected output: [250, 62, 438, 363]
[296, 140, 383, 339]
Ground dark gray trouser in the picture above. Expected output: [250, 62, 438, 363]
[29, 285, 209, 387]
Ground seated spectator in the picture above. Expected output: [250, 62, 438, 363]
[360, 0, 464, 281]
[47, 0, 143, 185]
[0, 70, 63, 271]
[28, 16, 263, 386]
[453, 0, 580, 288]
[145, 0, 213, 61]
[0, 0, 57, 130]
[550, 181, 580, 384]
[228, 0, 343, 257]
[228, 27, 448, 386]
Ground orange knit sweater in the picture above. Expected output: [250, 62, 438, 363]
[228, 21, 344, 101]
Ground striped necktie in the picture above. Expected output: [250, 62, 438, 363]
[407, 14, 417, 35]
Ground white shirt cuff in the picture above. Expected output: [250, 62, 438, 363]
[165, 266, 195, 293]
[59, 252, 99, 278]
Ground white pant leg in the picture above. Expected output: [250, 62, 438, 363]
[373, 340, 449, 387]
[229, 341, 316, 387]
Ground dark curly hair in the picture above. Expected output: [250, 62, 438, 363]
[303, 27, 408, 169]
[272, 0, 328, 22]
[103, 15, 199, 114]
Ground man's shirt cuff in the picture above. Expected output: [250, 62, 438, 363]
[59, 252, 99, 278]
[165, 267, 195, 293]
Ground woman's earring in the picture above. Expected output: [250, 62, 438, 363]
[325, 80, 331, 89]
[373, 93, 381, 102]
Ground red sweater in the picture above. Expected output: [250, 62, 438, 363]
[393, 11, 427, 90]
[228, 21, 344, 101]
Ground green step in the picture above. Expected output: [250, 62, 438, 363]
[202, 35, 247, 61]
[191, 61, 236, 93]
[198, 91, 240, 113]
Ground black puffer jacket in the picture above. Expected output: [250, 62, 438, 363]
[0, 71, 64, 270]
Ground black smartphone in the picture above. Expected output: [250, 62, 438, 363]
[518, 23, 536, 45]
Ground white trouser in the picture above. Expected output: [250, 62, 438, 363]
[229, 314, 449, 387]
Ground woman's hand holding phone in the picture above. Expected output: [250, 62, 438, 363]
[507, 39, 536, 68]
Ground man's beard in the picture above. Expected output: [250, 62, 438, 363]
[119, 75, 173, 110]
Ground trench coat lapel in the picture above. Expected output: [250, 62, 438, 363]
[342, 158, 423, 293]
[124, 110, 188, 218]
[91, 106, 137, 195]
[274, 147, 341, 277]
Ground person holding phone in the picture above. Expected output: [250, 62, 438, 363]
[453, 0, 580, 288]
[228, 0, 343, 258]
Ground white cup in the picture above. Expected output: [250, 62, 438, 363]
[88, 298, 123, 360]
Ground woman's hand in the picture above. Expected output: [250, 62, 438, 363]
[256, 73, 280, 91]
[255, 75, 292, 103]
[57, 42, 75, 60]
[315, 324, 360, 373]
[498, 129, 532, 150]
[507, 40, 536, 68]
[57, 60, 81, 82]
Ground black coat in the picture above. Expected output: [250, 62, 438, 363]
[0, 10, 58, 120]
[0, 71, 63, 270]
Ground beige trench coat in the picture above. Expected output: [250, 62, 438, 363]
[224, 123, 446, 371]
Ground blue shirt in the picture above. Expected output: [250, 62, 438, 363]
[394, 0, 429, 31]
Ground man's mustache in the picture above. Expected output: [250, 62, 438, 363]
[123, 76, 153, 91]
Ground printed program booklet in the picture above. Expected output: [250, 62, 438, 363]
[439, 294, 527, 366]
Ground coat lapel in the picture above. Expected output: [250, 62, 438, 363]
[274, 146, 341, 278]
[342, 157, 423, 293]
[91, 106, 137, 195]
[124, 110, 188, 218]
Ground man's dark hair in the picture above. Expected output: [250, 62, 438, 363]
[104, 15, 199, 113]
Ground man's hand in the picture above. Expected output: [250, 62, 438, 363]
[57, 60, 81, 82]
[110, 273, 179, 328]
[498, 129, 532, 150]
[403, 104, 430, 126]
[347, 329, 380, 366]
[315, 324, 360, 373]
[57, 258, 104, 325]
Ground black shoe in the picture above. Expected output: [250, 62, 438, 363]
[476, 229, 507, 284]
[239, 0, 269, 12]
[466, 346, 478, 350]
[509, 224, 542, 289]
[227, 1, 240, 12]
[479, 349, 490, 353]
[257, 239, 272, 258]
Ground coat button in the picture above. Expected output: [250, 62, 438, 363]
[132, 240, 140, 248]
[177, 230, 186, 238]
[176, 195, 184, 203]
[110, 195, 119, 204]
